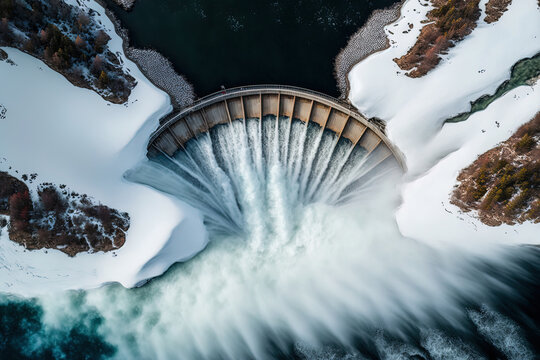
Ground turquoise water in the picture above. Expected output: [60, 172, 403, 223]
[0, 294, 114, 359]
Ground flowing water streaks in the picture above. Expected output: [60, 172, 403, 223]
[2, 114, 529, 358]
[144, 116, 399, 239]
[115, 115, 540, 358]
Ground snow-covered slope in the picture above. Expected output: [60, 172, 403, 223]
[0, 1, 207, 296]
[349, 0, 540, 247]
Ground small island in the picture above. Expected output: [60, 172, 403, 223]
[0, 172, 129, 256]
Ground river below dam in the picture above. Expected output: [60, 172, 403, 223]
[2, 116, 539, 359]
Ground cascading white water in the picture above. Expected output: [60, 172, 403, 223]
[36, 116, 536, 359]
[135, 117, 399, 238]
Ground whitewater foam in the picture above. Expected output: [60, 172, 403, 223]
[30, 116, 531, 359]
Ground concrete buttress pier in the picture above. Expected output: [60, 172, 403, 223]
[148, 85, 406, 171]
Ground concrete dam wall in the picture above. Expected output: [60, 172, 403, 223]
[147, 85, 406, 172]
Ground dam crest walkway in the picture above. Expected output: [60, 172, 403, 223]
[148, 85, 406, 171]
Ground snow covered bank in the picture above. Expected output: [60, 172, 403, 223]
[0, 0, 206, 296]
[348, 0, 540, 247]
[399, 84, 540, 247]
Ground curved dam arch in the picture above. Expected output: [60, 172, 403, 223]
[147, 85, 406, 172]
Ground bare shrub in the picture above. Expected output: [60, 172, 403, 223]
[9, 191, 31, 223]
[394, 0, 481, 77]
[39, 186, 64, 212]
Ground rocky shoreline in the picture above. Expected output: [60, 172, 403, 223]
[334, 1, 404, 98]
[112, 0, 136, 11]
[126, 48, 195, 108]
[97, 0, 195, 109]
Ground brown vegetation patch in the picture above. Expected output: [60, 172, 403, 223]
[394, 0, 481, 77]
[0, 172, 27, 214]
[451, 112, 540, 226]
[0, 172, 130, 256]
[484, 0, 512, 24]
[0, 0, 135, 103]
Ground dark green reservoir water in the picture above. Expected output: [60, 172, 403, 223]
[446, 52, 540, 124]
[104, 0, 399, 97]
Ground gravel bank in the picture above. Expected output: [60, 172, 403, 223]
[126, 48, 195, 109]
[97, 0, 195, 109]
[334, 1, 403, 98]
[112, 0, 135, 11]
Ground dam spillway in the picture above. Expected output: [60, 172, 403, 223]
[147, 85, 406, 172]
[140, 85, 406, 235]
[122, 91, 538, 359]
